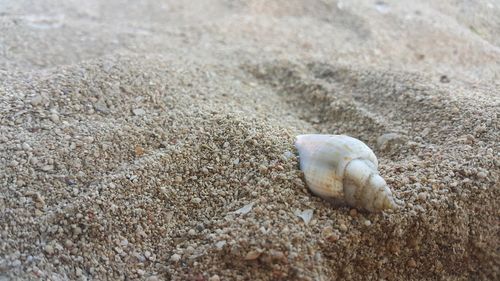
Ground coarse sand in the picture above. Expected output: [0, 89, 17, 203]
[0, 0, 499, 280]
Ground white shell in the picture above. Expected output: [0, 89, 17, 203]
[295, 134, 396, 212]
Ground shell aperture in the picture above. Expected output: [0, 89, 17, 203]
[295, 134, 396, 212]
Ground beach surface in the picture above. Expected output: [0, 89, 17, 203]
[0, 0, 499, 280]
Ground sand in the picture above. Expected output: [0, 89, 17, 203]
[0, 0, 499, 280]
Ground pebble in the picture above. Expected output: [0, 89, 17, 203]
[132, 108, 146, 116]
[339, 224, 348, 232]
[407, 258, 417, 268]
[439, 75, 450, 83]
[209, 275, 220, 281]
[258, 165, 268, 174]
[30, 95, 43, 106]
[185, 246, 195, 255]
[476, 171, 487, 179]
[44, 245, 54, 255]
[215, 240, 226, 250]
[349, 209, 358, 217]
[41, 165, 54, 171]
[244, 250, 261, 260]
[364, 220, 372, 227]
[191, 197, 202, 204]
[75, 268, 83, 277]
[11, 259, 21, 267]
[294, 209, 313, 225]
[64, 239, 73, 248]
[417, 192, 428, 201]
[50, 113, 60, 123]
[282, 150, 294, 161]
[321, 226, 339, 242]
[376, 133, 406, 151]
[196, 223, 205, 232]
[73, 226, 82, 235]
[22, 143, 32, 151]
[188, 229, 196, 236]
[135, 146, 145, 157]
[170, 254, 181, 262]
[233, 202, 255, 215]
[94, 102, 110, 114]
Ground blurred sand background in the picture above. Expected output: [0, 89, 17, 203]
[0, 0, 499, 280]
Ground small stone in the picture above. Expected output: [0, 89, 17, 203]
[30, 157, 39, 165]
[294, 209, 313, 225]
[377, 133, 406, 151]
[170, 254, 181, 262]
[349, 209, 358, 217]
[339, 224, 348, 232]
[245, 250, 261, 260]
[270, 249, 286, 261]
[259, 165, 268, 174]
[145, 276, 160, 281]
[201, 167, 209, 174]
[215, 240, 226, 250]
[191, 197, 202, 204]
[134, 145, 145, 157]
[50, 113, 60, 123]
[22, 143, 32, 151]
[64, 239, 73, 248]
[188, 229, 196, 236]
[30, 95, 43, 106]
[439, 75, 450, 83]
[41, 165, 54, 171]
[408, 258, 417, 268]
[94, 102, 110, 114]
[233, 202, 255, 215]
[44, 245, 54, 255]
[282, 150, 294, 161]
[34, 193, 45, 204]
[322, 226, 340, 242]
[185, 246, 195, 255]
[208, 275, 220, 281]
[75, 268, 83, 276]
[417, 192, 428, 201]
[11, 259, 21, 267]
[196, 223, 205, 232]
[474, 124, 487, 134]
[476, 171, 487, 179]
[73, 226, 82, 235]
[364, 220, 372, 227]
[137, 269, 145, 276]
[132, 108, 146, 116]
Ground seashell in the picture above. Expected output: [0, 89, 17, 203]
[295, 134, 397, 212]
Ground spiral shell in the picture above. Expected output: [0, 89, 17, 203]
[295, 134, 396, 212]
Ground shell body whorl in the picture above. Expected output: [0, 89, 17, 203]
[295, 134, 396, 212]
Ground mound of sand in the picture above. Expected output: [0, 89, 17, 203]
[1, 1, 498, 280]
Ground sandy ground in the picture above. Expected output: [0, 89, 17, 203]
[0, 0, 499, 280]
